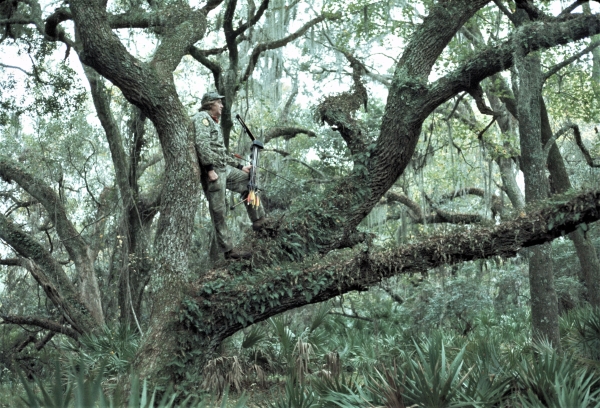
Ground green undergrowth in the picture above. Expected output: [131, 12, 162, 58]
[219, 305, 600, 407]
[11, 297, 600, 406]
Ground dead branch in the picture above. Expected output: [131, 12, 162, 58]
[1, 315, 80, 339]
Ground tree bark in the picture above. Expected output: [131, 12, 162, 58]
[541, 102, 600, 307]
[485, 83, 525, 210]
[514, 9, 560, 347]
[68, 0, 210, 380]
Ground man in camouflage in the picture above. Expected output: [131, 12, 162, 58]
[193, 92, 265, 260]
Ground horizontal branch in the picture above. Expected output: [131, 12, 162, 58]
[1, 315, 79, 339]
[439, 187, 503, 216]
[385, 190, 491, 224]
[0, 258, 20, 266]
[0, 18, 35, 25]
[0, 63, 34, 76]
[263, 127, 316, 144]
[185, 189, 600, 347]
[328, 311, 373, 322]
[189, 46, 222, 79]
[427, 12, 600, 115]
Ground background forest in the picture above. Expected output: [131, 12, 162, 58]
[2, 0, 600, 406]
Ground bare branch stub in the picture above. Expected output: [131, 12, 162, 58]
[263, 127, 316, 144]
[317, 58, 368, 157]
[1, 315, 80, 339]
[573, 125, 600, 168]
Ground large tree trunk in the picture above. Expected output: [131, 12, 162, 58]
[541, 102, 600, 307]
[514, 9, 560, 347]
[68, 0, 209, 380]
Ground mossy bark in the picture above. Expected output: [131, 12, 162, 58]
[515, 8, 560, 347]
[541, 102, 600, 308]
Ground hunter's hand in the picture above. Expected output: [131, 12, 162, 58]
[208, 170, 219, 182]
[242, 165, 252, 174]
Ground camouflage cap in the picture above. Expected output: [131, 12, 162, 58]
[201, 91, 225, 106]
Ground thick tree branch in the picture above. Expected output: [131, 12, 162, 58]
[515, 0, 545, 21]
[427, 13, 600, 115]
[44, 7, 71, 40]
[263, 127, 316, 144]
[492, 0, 518, 25]
[187, 189, 600, 349]
[0, 159, 88, 262]
[202, 0, 225, 12]
[1, 315, 79, 339]
[84, 67, 130, 206]
[223, 0, 240, 65]
[559, 0, 589, 17]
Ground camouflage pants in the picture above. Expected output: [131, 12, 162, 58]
[201, 166, 265, 252]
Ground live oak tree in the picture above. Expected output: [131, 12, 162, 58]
[2, 0, 600, 385]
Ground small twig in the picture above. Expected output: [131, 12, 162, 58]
[0, 63, 34, 76]
[544, 40, 600, 82]
[446, 93, 467, 121]
[492, 0, 518, 25]
[59, 214, 111, 243]
[558, 0, 588, 17]
[543, 122, 576, 158]
[329, 311, 373, 322]
[572, 124, 600, 168]
[477, 116, 497, 140]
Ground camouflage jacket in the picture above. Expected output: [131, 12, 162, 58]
[192, 110, 237, 170]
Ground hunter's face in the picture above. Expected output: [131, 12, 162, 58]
[210, 99, 224, 118]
